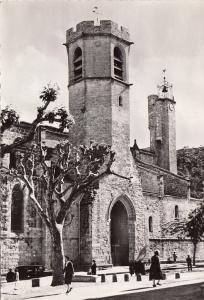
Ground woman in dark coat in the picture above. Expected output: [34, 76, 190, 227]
[64, 256, 74, 293]
[149, 250, 162, 287]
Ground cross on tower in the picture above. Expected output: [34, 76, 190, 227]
[92, 6, 102, 25]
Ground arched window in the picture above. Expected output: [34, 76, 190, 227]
[73, 47, 82, 81]
[114, 47, 123, 80]
[11, 184, 24, 232]
[119, 96, 123, 106]
[149, 216, 153, 232]
[175, 205, 179, 219]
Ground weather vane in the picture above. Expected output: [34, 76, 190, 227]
[157, 69, 173, 99]
[92, 6, 102, 25]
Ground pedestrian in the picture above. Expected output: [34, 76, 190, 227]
[138, 260, 145, 275]
[91, 260, 97, 275]
[129, 261, 134, 276]
[173, 252, 177, 263]
[13, 267, 19, 293]
[64, 256, 74, 294]
[6, 268, 16, 282]
[186, 255, 192, 271]
[134, 260, 145, 275]
[149, 250, 162, 287]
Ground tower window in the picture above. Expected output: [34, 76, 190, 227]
[73, 47, 82, 81]
[119, 96, 123, 106]
[149, 216, 153, 232]
[114, 47, 123, 80]
[175, 205, 179, 219]
[11, 184, 24, 232]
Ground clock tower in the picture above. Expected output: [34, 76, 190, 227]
[148, 72, 177, 173]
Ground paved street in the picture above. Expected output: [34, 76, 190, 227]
[2, 268, 204, 300]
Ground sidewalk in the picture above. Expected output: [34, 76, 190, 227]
[2, 268, 204, 300]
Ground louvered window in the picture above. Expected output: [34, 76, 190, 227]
[114, 47, 123, 80]
[73, 47, 82, 81]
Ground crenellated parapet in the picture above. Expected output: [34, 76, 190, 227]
[66, 20, 131, 45]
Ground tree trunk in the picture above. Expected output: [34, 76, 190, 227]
[50, 224, 65, 286]
[193, 242, 197, 266]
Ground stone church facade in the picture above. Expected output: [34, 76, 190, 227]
[1, 20, 204, 272]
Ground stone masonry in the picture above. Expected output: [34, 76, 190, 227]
[1, 19, 204, 273]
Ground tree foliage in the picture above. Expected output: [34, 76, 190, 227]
[177, 147, 204, 198]
[0, 106, 19, 133]
[1, 84, 74, 157]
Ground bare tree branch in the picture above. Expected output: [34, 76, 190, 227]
[109, 170, 132, 181]
[19, 174, 51, 229]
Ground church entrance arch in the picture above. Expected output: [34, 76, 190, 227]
[111, 201, 129, 265]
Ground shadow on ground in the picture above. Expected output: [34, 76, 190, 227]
[24, 294, 62, 299]
[84, 282, 204, 300]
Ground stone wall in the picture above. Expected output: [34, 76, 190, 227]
[89, 159, 147, 266]
[66, 20, 130, 46]
[149, 239, 204, 262]
[0, 174, 43, 273]
[61, 156, 147, 268]
[144, 192, 204, 262]
[136, 160, 188, 198]
[0, 124, 70, 272]
[63, 202, 80, 265]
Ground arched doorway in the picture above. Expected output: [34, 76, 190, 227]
[111, 201, 129, 265]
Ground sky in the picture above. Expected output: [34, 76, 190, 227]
[1, 0, 204, 149]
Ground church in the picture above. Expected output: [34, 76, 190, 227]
[1, 20, 204, 272]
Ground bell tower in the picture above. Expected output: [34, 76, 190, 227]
[148, 71, 177, 173]
[64, 20, 133, 169]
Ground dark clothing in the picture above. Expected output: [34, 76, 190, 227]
[173, 253, 177, 262]
[6, 271, 16, 282]
[186, 257, 192, 271]
[129, 261, 134, 276]
[64, 261, 74, 284]
[91, 262, 97, 275]
[149, 255, 162, 280]
[134, 261, 145, 275]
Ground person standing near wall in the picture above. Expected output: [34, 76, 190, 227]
[6, 269, 15, 282]
[64, 256, 74, 294]
[14, 268, 19, 292]
[149, 250, 162, 287]
[186, 255, 192, 271]
[173, 252, 177, 263]
[91, 260, 97, 275]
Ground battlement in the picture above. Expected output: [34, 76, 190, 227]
[66, 20, 130, 44]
